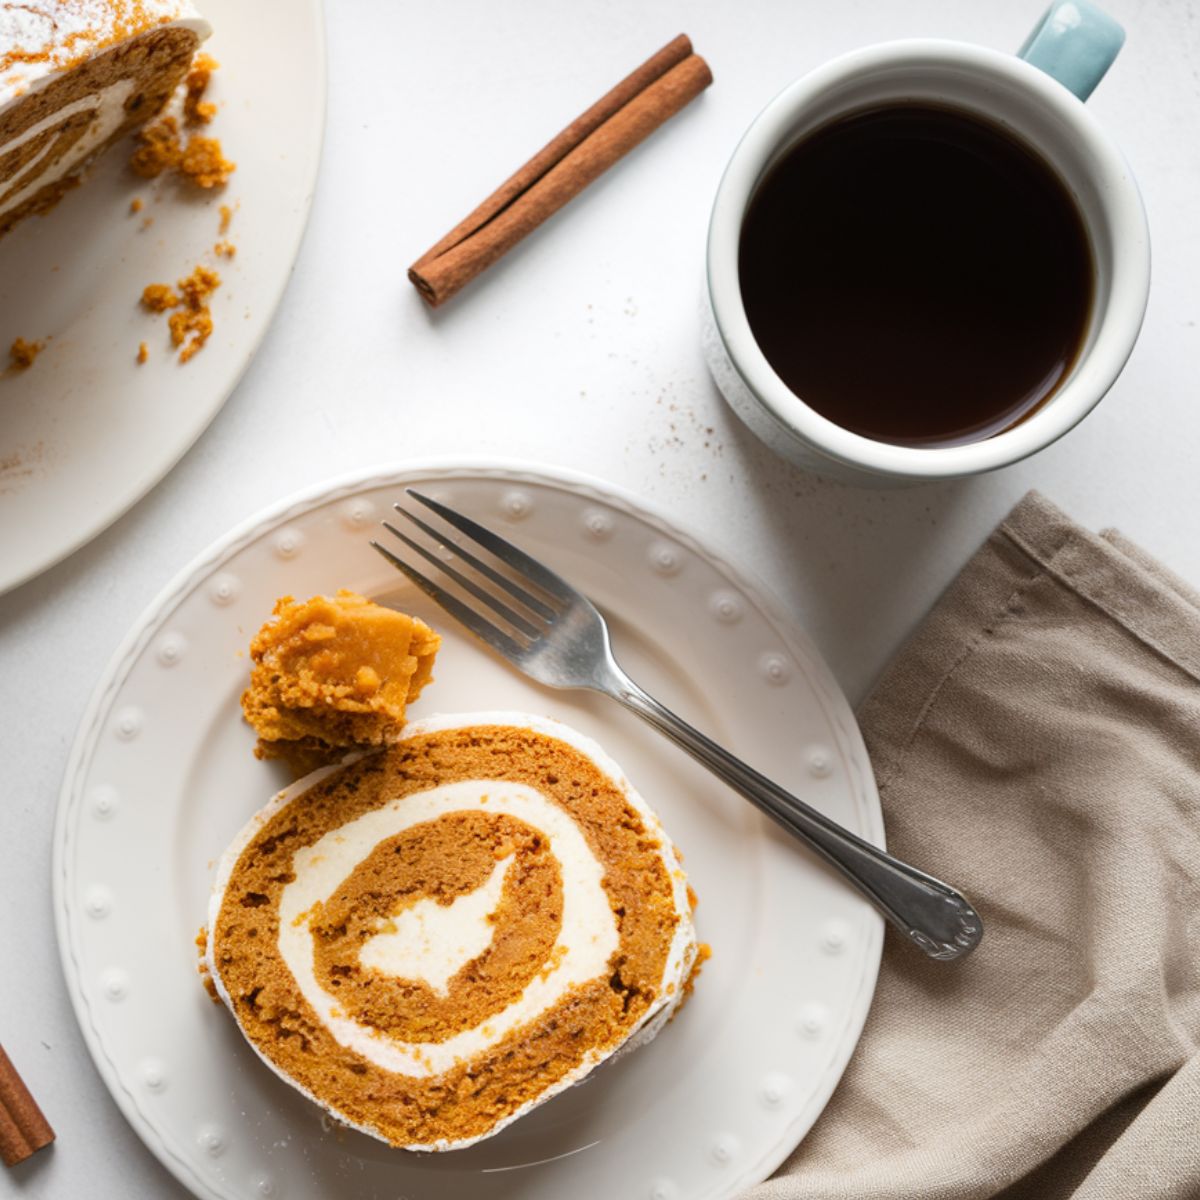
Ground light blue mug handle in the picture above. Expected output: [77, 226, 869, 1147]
[1017, 0, 1126, 101]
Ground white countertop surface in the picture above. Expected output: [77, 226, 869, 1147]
[2, 0, 1197, 1196]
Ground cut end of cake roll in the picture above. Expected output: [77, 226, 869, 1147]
[0, 1, 211, 237]
[206, 712, 701, 1151]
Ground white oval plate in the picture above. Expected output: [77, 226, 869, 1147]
[55, 461, 883, 1200]
[0, 0, 325, 597]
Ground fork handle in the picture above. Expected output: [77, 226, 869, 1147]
[604, 669, 982, 962]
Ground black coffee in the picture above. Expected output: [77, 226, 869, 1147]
[737, 103, 1094, 447]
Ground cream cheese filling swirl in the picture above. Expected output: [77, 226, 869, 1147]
[278, 778, 619, 1079]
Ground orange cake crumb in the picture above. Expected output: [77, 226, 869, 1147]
[130, 116, 235, 188]
[8, 338, 45, 369]
[680, 941, 712, 1004]
[136, 341, 149, 364]
[170, 307, 213, 363]
[180, 135, 235, 188]
[130, 115, 182, 177]
[141, 265, 221, 362]
[178, 264, 221, 308]
[195, 925, 219, 1003]
[184, 52, 219, 125]
[130, 197, 143, 214]
[241, 590, 441, 768]
[141, 283, 179, 311]
[214, 240, 236, 258]
[218, 203, 233, 234]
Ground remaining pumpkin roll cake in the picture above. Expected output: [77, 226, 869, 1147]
[0, 1, 210, 236]
[241, 591, 441, 771]
[206, 712, 701, 1150]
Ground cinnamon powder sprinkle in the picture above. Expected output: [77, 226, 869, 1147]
[184, 53, 219, 125]
[8, 337, 44, 369]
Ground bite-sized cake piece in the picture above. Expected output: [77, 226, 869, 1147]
[0, 1, 210, 236]
[241, 591, 441, 769]
[206, 713, 701, 1151]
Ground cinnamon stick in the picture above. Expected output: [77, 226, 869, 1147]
[0, 1044, 54, 1168]
[409, 34, 712, 306]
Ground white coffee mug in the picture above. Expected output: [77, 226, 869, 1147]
[704, 2, 1150, 484]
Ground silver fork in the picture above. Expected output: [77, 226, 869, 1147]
[372, 489, 982, 962]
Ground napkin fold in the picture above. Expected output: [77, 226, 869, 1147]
[753, 491, 1200, 1200]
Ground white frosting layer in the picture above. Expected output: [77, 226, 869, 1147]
[359, 852, 514, 996]
[0, 2, 210, 108]
[207, 712, 699, 1152]
[0, 78, 131, 218]
[278, 777, 621, 1077]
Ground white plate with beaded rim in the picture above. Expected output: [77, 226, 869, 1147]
[54, 460, 884, 1200]
[0, 0, 325, 597]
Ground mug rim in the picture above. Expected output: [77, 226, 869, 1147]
[706, 38, 1151, 480]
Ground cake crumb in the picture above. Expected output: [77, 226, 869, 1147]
[130, 115, 182, 178]
[171, 307, 213, 362]
[139, 216, 154, 231]
[184, 53, 219, 125]
[218, 203, 233, 234]
[136, 341, 149, 364]
[131, 117, 235, 189]
[9, 337, 44, 369]
[141, 266, 221, 363]
[678, 942, 711, 1006]
[141, 283, 179, 312]
[171, 265, 221, 362]
[196, 925, 220, 1003]
[214, 240, 236, 258]
[129, 196, 143, 214]
[181, 136, 235, 188]
[178, 264, 221, 309]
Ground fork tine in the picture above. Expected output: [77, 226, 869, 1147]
[392, 503, 558, 622]
[379, 522, 543, 639]
[370, 540, 529, 662]
[406, 489, 578, 606]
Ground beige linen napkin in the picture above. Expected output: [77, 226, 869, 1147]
[752, 491, 1200, 1200]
